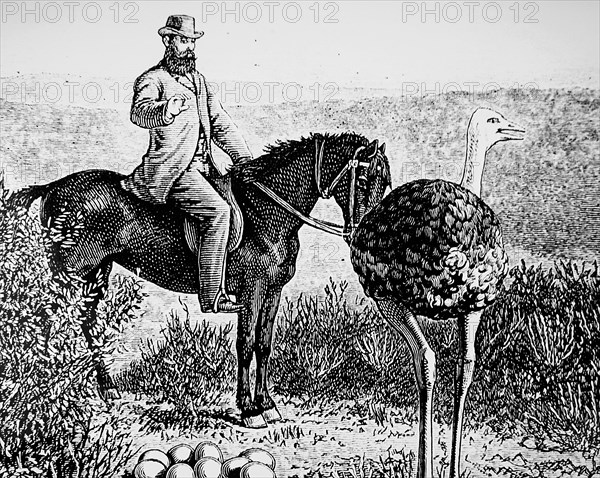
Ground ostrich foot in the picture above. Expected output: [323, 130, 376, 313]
[262, 406, 282, 423]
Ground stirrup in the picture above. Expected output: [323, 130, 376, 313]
[213, 291, 244, 313]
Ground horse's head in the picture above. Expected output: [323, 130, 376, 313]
[316, 135, 391, 243]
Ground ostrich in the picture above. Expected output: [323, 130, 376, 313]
[350, 108, 525, 478]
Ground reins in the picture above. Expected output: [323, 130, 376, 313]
[252, 138, 371, 238]
[251, 182, 346, 236]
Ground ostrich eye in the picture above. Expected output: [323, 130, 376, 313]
[487, 117, 500, 124]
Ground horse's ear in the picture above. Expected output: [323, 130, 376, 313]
[379, 142, 386, 155]
[366, 139, 379, 158]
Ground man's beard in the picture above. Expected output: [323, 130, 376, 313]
[163, 43, 196, 75]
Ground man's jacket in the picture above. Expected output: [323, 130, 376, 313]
[122, 61, 252, 204]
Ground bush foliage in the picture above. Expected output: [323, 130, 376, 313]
[0, 177, 143, 477]
[473, 260, 600, 450]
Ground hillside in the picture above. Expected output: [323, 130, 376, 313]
[1, 88, 598, 265]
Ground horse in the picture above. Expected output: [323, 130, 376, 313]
[13, 132, 391, 428]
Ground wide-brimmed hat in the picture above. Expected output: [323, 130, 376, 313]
[158, 15, 204, 39]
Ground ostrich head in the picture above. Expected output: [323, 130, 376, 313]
[468, 107, 526, 151]
[460, 107, 526, 196]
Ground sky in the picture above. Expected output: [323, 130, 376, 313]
[1, 1, 599, 90]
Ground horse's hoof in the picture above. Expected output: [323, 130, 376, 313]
[100, 387, 121, 401]
[242, 414, 268, 429]
[262, 407, 282, 423]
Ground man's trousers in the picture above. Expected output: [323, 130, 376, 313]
[168, 157, 230, 312]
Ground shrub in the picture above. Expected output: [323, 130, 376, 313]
[271, 280, 365, 401]
[93, 273, 147, 379]
[271, 281, 355, 400]
[270, 280, 415, 406]
[114, 302, 236, 413]
[0, 177, 140, 477]
[473, 260, 600, 450]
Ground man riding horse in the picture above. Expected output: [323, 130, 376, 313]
[121, 14, 251, 314]
[11, 12, 392, 424]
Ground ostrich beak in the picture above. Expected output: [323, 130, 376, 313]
[498, 120, 526, 141]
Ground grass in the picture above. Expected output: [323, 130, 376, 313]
[114, 301, 237, 415]
[307, 449, 417, 478]
[264, 425, 306, 445]
[3, 193, 596, 477]
[269, 279, 460, 420]
[270, 280, 418, 408]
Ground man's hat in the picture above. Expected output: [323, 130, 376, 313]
[158, 15, 204, 39]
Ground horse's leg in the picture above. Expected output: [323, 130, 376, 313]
[79, 261, 118, 400]
[236, 277, 269, 428]
[254, 285, 283, 423]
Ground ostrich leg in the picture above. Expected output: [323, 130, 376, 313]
[450, 310, 482, 478]
[378, 299, 436, 478]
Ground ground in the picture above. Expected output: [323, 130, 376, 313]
[111, 391, 596, 477]
[108, 261, 599, 477]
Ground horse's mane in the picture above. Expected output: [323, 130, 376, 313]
[229, 132, 370, 183]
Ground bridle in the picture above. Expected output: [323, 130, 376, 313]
[315, 138, 372, 234]
[252, 138, 373, 239]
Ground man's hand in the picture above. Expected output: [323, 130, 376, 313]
[166, 94, 190, 117]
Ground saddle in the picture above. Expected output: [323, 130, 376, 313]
[183, 174, 244, 254]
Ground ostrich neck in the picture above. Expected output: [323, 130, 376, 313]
[460, 132, 488, 197]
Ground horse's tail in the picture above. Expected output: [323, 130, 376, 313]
[8, 183, 52, 210]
